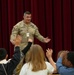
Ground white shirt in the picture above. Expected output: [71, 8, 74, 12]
[19, 62, 54, 75]
[0, 59, 11, 64]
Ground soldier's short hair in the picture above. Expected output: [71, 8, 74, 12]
[24, 11, 31, 15]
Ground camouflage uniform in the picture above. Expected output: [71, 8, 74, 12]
[10, 20, 45, 75]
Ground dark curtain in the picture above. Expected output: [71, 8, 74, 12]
[0, 0, 74, 61]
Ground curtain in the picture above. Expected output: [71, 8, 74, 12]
[0, 0, 74, 60]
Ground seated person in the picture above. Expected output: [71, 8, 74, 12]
[19, 45, 55, 75]
[56, 51, 74, 75]
[0, 35, 32, 75]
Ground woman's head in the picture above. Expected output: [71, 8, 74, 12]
[25, 44, 46, 71]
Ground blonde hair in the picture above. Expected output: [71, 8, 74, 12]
[25, 44, 46, 71]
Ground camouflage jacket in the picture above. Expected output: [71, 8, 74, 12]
[10, 20, 45, 50]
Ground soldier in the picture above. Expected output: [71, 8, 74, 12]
[10, 11, 51, 75]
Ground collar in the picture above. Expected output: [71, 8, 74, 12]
[0, 59, 8, 64]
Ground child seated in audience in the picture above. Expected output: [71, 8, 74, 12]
[46, 49, 74, 75]
[0, 35, 32, 75]
[19, 45, 56, 75]
[56, 51, 74, 75]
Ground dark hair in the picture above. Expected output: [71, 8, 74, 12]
[67, 52, 74, 66]
[24, 11, 31, 15]
[0, 48, 7, 60]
